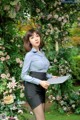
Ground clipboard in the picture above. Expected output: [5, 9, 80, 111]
[47, 75, 70, 84]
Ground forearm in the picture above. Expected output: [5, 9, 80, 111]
[21, 73, 41, 85]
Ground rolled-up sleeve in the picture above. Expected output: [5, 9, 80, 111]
[21, 53, 41, 85]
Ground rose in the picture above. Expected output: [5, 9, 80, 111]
[3, 95, 14, 104]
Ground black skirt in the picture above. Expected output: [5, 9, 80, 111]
[24, 71, 47, 109]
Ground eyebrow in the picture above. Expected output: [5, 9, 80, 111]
[31, 33, 39, 37]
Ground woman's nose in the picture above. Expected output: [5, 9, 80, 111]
[35, 37, 38, 41]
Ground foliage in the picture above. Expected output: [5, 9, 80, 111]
[70, 55, 80, 81]
[47, 84, 80, 114]
[0, 0, 27, 119]
[68, 22, 80, 45]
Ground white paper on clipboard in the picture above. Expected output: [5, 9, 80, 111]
[47, 75, 70, 84]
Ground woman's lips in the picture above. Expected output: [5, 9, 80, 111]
[36, 42, 39, 44]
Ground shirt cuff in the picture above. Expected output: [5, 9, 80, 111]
[32, 77, 41, 85]
[46, 73, 52, 79]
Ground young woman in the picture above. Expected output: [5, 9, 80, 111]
[21, 29, 53, 120]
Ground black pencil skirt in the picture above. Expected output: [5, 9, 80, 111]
[24, 71, 47, 109]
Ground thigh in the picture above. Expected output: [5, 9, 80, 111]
[33, 103, 45, 120]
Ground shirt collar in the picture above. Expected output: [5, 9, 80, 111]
[31, 48, 38, 53]
[31, 47, 43, 54]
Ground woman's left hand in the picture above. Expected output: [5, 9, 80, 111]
[52, 76, 58, 78]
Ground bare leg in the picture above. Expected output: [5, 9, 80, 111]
[33, 103, 45, 120]
[42, 103, 45, 112]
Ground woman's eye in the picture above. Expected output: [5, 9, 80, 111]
[30, 36, 34, 39]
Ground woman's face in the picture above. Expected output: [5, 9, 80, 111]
[29, 32, 41, 48]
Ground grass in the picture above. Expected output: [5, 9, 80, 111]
[45, 110, 80, 120]
[18, 109, 80, 120]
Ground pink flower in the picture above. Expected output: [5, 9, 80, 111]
[7, 80, 17, 89]
[9, 117, 15, 120]
[1, 57, 5, 61]
[63, 19, 67, 23]
[6, 55, 10, 60]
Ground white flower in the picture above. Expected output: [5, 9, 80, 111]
[7, 80, 17, 89]
[54, 58, 57, 63]
[52, 97, 56, 100]
[20, 93, 24, 98]
[11, 77, 16, 81]
[30, 111, 33, 115]
[72, 104, 75, 108]
[48, 95, 53, 100]
[54, 14, 58, 19]
[58, 17, 62, 21]
[56, 95, 62, 101]
[57, 8, 60, 11]
[1, 73, 6, 79]
[47, 14, 52, 20]
[18, 109, 23, 114]
[60, 100, 64, 106]
[16, 58, 21, 63]
[12, 105, 17, 110]
[63, 106, 67, 111]
[17, 44, 21, 47]
[14, 116, 19, 120]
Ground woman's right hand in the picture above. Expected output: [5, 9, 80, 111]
[40, 81, 50, 89]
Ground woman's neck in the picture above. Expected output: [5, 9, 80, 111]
[33, 47, 40, 52]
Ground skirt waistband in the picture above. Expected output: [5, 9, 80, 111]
[30, 71, 47, 80]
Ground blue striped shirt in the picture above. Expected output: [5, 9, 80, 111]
[21, 48, 52, 85]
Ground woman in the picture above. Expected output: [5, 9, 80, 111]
[21, 29, 53, 120]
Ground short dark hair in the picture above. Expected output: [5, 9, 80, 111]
[23, 29, 44, 51]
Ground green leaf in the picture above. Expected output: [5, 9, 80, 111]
[10, 0, 20, 6]
[8, 9, 16, 18]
